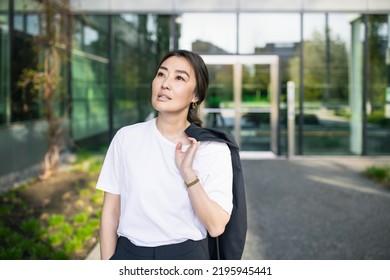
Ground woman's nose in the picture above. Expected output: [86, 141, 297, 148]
[161, 77, 170, 89]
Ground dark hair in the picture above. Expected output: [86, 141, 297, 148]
[156, 49, 209, 127]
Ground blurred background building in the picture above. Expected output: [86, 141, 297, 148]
[1, 0, 390, 181]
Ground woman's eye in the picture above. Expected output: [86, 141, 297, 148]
[176, 76, 184, 81]
[157, 72, 165, 77]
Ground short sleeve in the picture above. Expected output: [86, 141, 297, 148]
[198, 142, 233, 214]
[96, 131, 123, 194]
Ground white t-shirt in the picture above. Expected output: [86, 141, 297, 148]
[96, 118, 233, 247]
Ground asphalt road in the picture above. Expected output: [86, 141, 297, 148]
[241, 157, 390, 260]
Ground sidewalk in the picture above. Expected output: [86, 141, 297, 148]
[86, 156, 390, 260]
[86, 243, 100, 260]
[241, 156, 390, 259]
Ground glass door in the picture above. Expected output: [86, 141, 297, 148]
[201, 55, 279, 155]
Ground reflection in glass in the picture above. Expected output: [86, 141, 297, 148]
[178, 13, 237, 54]
[14, 14, 23, 31]
[71, 15, 109, 141]
[203, 111, 234, 135]
[203, 60, 274, 152]
[11, 13, 42, 122]
[239, 13, 300, 154]
[203, 64, 234, 135]
[366, 15, 390, 155]
[241, 64, 271, 151]
[205, 64, 233, 108]
[240, 112, 271, 151]
[112, 14, 170, 129]
[301, 13, 351, 155]
[26, 14, 39, 35]
[239, 13, 300, 54]
[0, 12, 9, 124]
[242, 64, 269, 105]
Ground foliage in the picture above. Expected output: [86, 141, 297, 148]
[367, 15, 387, 106]
[0, 152, 104, 260]
[16, 0, 72, 180]
[363, 165, 390, 188]
[367, 110, 390, 126]
[288, 28, 349, 103]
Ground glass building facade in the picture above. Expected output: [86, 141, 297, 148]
[1, 0, 390, 177]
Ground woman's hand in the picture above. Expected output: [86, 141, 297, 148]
[175, 137, 199, 181]
[176, 137, 230, 237]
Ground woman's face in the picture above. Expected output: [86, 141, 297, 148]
[151, 56, 198, 115]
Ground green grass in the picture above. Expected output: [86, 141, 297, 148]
[363, 165, 390, 188]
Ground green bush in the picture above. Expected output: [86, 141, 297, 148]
[48, 214, 66, 227]
[367, 110, 390, 126]
[20, 219, 41, 236]
[73, 212, 89, 224]
[0, 150, 104, 259]
[363, 165, 390, 188]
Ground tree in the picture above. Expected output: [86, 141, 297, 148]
[367, 15, 387, 107]
[288, 29, 349, 103]
[17, 0, 71, 180]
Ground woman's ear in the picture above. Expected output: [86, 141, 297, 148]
[191, 93, 199, 104]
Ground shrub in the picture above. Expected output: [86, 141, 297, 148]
[363, 165, 390, 188]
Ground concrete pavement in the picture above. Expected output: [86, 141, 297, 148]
[86, 156, 390, 260]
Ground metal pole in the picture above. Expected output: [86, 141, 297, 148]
[386, 15, 390, 119]
[299, 12, 304, 155]
[362, 15, 368, 155]
[287, 81, 295, 159]
[325, 13, 330, 102]
[108, 15, 114, 141]
[8, 0, 14, 124]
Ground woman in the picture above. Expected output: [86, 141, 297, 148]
[96, 50, 233, 260]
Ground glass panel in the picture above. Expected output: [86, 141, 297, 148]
[241, 64, 271, 151]
[203, 111, 234, 133]
[0, 4, 9, 125]
[112, 14, 170, 130]
[242, 64, 269, 104]
[366, 15, 390, 155]
[205, 64, 234, 108]
[82, 16, 108, 57]
[241, 112, 270, 151]
[71, 15, 109, 140]
[11, 4, 69, 124]
[72, 13, 171, 145]
[302, 13, 351, 155]
[14, 14, 23, 31]
[203, 64, 234, 135]
[178, 13, 237, 54]
[239, 13, 300, 54]
[26, 14, 40, 35]
[239, 13, 300, 155]
[11, 11, 43, 122]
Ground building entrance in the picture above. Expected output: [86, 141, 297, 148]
[201, 55, 279, 157]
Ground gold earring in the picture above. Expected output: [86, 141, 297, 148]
[191, 102, 196, 109]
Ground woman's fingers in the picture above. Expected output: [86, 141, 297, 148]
[175, 138, 200, 171]
[176, 141, 183, 152]
[187, 138, 200, 157]
[188, 137, 200, 148]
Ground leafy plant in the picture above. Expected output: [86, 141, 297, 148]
[16, 0, 72, 180]
[363, 165, 390, 188]
[0, 150, 104, 259]
[48, 214, 66, 227]
[73, 212, 89, 224]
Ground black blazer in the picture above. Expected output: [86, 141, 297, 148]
[185, 124, 247, 260]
